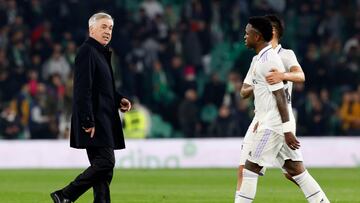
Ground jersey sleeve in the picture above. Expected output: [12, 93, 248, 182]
[282, 50, 301, 71]
[244, 64, 254, 86]
[243, 57, 256, 85]
[260, 59, 285, 92]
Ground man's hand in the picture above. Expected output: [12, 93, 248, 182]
[83, 127, 95, 138]
[284, 132, 300, 150]
[266, 68, 284, 84]
[120, 98, 132, 112]
[240, 83, 254, 99]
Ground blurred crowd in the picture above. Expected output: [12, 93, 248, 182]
[0, 0, 359, 139]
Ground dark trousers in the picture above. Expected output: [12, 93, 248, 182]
[62, 147, 115, 203]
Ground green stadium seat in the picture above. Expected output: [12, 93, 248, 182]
[148, 114, 173, 138]
[200, 104, 218, 123]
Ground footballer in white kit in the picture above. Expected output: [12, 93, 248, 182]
[246, 44, 302, 167]
[238, 44, 303, 171]
[236, 16, 329, 203]
[236, 16, 307, 192]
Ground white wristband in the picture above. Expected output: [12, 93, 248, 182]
[283, 121, 292, 133]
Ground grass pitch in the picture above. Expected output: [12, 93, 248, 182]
[0, 168, 359, 203]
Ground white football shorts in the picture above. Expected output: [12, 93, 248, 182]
[247, 128, 303, 170]
[239, 119, 257, 166]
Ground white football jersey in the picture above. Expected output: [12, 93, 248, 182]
[243, 56, 257, 121]
[274, 44, 301, 101]
[243, 56, 256, 86]
[243, 44, 299, 134]
[251, 45, 286, 134]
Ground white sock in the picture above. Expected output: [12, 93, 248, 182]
[293, 170, 330, 203]
[234, 191, 240, 203]
[235, 169, 258, 203]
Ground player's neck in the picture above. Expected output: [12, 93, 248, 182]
[255, 42, 269, 54]
[270, 39, 279, 49]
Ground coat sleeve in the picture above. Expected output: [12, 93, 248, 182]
[115, 92, 133, 108]
[74, 46, 96, 128]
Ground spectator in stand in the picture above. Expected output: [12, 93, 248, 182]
[64, 40, 77, 67]
[163, 5, 178, 29]
[5, 0, 21, 25]
[47, 73, 65, 111]
[141, 0, 164, 20]
[151, 60, 175, 107]
[25, 69, 40, 98]
[0, 102, 23, 139]
[339, 91, 360, 135]
[223, 71, 242, 108]
[178, 89, 201, 137]
[208, 104, 238, 137]
[319, 89, 340, 134]
[29, 54, 43, 78]
[307, 93, 327, 135]
[182, 65, 197, 94]
[167, 55, 185, 98]
[202, 73, 226, 108]
[180, 20, 203, 68]
[233, 99, 252, 137]
[42, 43, 70, 82]
[28, 83, 55, 139]
[0, 49, 8, 72]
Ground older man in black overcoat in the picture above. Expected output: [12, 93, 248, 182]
[51, 12, 131, 203]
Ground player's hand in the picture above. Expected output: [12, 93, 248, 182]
[83, 127, 95, 138]
[284, 132, 300, 150]
[266, 68, 284, 84]
[120, 98, 132, 112]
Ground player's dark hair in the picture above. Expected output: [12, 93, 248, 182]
[248, 16, 273, 42]
[265, 14, 284, 39]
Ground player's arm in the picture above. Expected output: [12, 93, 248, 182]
[240, 83, 253, 99]
[265, 59, 300, 150]
[241, 58, 256, 99]
[266, 50, 305, 84]
[273, 89, 290, 122]
[286, 66, 305, 82]
[266, 66, 305, 84]
[272, 89, 300, 150]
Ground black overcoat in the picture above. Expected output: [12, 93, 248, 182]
[70, 37, 125, 149]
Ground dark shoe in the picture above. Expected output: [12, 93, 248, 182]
[50, 190, 72, 203]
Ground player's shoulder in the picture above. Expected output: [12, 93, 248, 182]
[251, 55, 257, 62]
[268, 48, 280, 55]
[267, 48, 282, 61]
[278, 46, 296, 58]
[260, 50, 283, 71]
[259, 47, 279, 61]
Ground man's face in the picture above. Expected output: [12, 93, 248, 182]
[89, 18, 113, 46]
[244, 24, 259, 49]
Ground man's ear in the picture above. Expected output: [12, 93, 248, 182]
[89, 26, 94, 35]
[255, 34, 261, 42]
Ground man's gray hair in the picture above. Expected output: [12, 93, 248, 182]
[88, 12, 113, 27]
